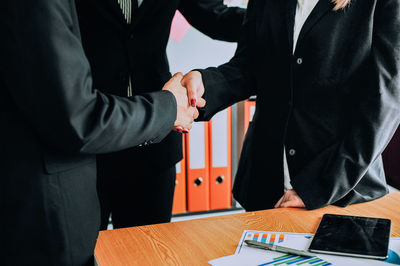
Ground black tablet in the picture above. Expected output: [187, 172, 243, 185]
[308, 214, 391, 259]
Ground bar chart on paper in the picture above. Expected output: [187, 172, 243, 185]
[235, 231, 332, 266]
[246, 232, 285, 244]
[236, 231, 313, 255]
[258, 254, 331, 266]
[225, 231, 400, 266]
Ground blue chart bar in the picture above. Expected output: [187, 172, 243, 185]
[253, 233, 260, 242]
[286, 257, 312, 264]
[257, 255, 331, 266]
[269, 234, 276, 245]
[261, 234, 268, 243]
[258, 255, 296, 265]
[309, 259, 323, 264]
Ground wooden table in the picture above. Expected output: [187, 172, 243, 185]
[95, 192, 400, 265]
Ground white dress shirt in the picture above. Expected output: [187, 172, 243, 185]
[284, 0, 319, 191]
[293, 0, 320, 52]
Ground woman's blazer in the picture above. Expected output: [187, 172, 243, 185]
[199, 0, 400, 211]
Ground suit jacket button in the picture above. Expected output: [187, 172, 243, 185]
[289, 149, 296, 156]
[296, 58, 303, 65]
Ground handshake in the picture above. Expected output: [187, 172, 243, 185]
[162, 71, 205, 133]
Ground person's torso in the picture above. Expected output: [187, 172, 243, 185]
[248, 0, 376, 174]
[75, 0, 183, 166]
[234, 0, 387, 210]
[75, 0, 182, 96]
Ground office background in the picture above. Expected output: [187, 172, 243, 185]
[111, 0, 400, 226]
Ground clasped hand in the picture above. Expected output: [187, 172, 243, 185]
[162, 71, 205, 133]
[274, 189, 305, 208]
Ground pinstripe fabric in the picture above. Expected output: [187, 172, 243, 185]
[117, 0, 143, 24]
[116, 0, 144, 96]
[117, 0, 132, 24]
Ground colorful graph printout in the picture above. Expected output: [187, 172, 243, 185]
[259, 254, 331, 266]
[209, 231, 400, 266]
[236, 231, 313, 255]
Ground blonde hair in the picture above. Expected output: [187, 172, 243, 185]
[332, 0, 351, 10]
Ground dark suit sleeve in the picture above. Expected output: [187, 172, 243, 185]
[178, 0, 245, 42]
[1, 0, 177, 154]
[196, 0, 257, 120]
[292, 0, 400, 209]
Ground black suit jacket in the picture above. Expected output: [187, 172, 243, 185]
[0, 0, 177, 264]
[199, 0, 400, 211]
[75, 0, 245, 168]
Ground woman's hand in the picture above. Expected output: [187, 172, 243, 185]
[274, 189, 306, 208]
[181, 71, 206, 108]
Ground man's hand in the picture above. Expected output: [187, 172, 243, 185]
[181, 71, 206, 108]
[274, 189, 306, 208]
[163, 73, 199, 133]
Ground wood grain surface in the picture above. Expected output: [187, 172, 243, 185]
[95, 192, 400, 265]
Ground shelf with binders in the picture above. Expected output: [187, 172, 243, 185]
[172, 108, 231, 214]
[172, 98, 256, 216]
[167, 0, 250, 216]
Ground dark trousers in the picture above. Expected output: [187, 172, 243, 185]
[97, 154, 176, 229]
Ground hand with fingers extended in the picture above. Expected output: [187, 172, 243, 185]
[163, 72, 199, 133]
[181, 71, 206, 108]
[274, 189, 305, 209]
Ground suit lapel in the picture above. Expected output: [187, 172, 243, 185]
[295, 0, 335, 49]
[131, 0, 155, 28]
[285, 0, 298, 54]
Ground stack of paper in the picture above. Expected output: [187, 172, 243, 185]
[209, 231, 400, 266]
